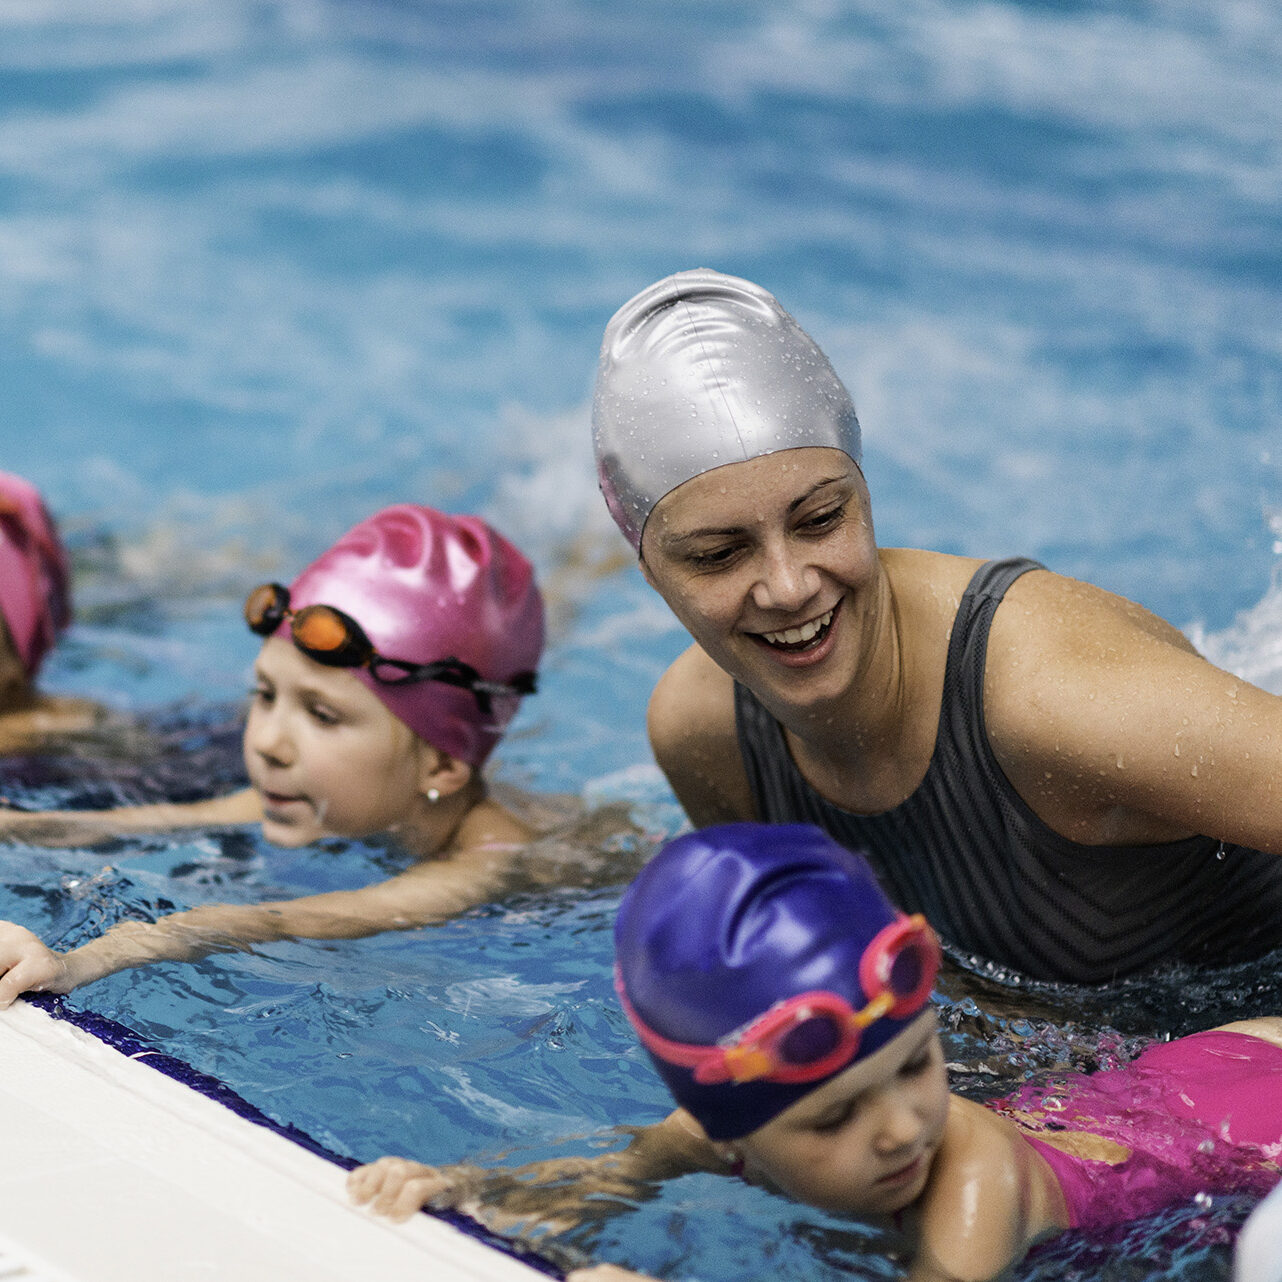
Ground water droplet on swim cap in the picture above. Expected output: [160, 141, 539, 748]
[592, 269, 862, 551]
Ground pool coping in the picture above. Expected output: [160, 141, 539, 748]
[0, 996, 562, 1282]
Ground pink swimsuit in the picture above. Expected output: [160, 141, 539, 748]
[989, 1031, 1282, 1228]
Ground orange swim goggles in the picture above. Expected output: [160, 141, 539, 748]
[244, 582, 537, 715]
[619, 914, 939, 1086]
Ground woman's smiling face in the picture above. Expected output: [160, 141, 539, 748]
[639, 447, 879, 710]
[242, 637, 432, 848]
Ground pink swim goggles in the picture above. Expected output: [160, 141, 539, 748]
[618, 914, 939, 1086]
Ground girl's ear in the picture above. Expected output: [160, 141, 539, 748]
[417, 744, 474, 801]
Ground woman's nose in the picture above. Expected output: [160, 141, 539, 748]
[750, 544, 820, 614]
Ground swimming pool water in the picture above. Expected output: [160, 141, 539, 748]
[2, 2, 1281, 1279]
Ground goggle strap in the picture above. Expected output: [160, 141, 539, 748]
[616, 916, 941, 1087]
[244, 585, 537, 712]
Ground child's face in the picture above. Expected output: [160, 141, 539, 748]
[736, 1010, 948, 1219]
[243, 637, 432, 847]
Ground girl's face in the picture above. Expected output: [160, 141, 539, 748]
[639, 448, 880, 714]
[736, 1011, 949, 1219]
[243, 637, 433, 847]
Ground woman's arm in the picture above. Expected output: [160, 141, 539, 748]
[348, 1109, 723, 1229]
[984, 571, 1282, 853]
[0, 840, 521, 1006]
[647, 645, 757, 826]
[0, 787, 262, 847]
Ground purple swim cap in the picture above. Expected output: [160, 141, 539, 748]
[0, 472, 72, 680]
[283, 505, 543, 767]
[614, 824, 937, 1141]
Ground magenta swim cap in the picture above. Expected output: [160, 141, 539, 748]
[0, 472, 72, 679]
[282, 505, 543, 767]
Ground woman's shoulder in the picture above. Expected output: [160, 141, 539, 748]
[991, 564, 1195, 653]
[648, 645, 737, 736]
[647, 645, 754, 825]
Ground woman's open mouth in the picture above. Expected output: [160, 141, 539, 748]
[755, 604, 837, 654]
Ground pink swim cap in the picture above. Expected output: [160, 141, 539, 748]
[282, 505, 543, 767]
[0, 472, 72, 679]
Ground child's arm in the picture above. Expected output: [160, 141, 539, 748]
[0, 839, 526, 1006]
[566, 1269, 657, 1282]
[0, 787, 262, 847]
[348, 1109, 722, 1230]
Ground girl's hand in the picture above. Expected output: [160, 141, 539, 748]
[347, 1151, 636, 1235]
[347, 1156, 485, 1224]
[0, 921, 73, 1008]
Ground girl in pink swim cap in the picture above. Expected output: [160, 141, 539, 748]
[0, 504, 556, 1004]
[0, 471, 98, 751]
[351, 825, 1282, 1282]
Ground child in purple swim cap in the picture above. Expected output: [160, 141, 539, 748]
[0, 471, 98, 751]
[0, 504, 567, 1005]
[350, 824, 1282, 1282]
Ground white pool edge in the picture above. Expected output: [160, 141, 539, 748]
[0, 998, 554, 1282]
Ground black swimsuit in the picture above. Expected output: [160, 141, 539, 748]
[734, 557, 1282, 983]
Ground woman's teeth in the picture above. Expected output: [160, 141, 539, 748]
[761, 608, 834, 648]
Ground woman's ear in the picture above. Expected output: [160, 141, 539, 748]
[417, 744, 474, 802]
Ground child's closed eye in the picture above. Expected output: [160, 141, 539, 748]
[812, 1100, 858, 1134]
[899, 1050, 933, 1078]
[305, 699, 342, 727]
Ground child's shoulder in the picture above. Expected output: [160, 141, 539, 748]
[911, 1098, 1062, 1282]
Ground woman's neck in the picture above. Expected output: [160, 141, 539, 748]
[774, 562, 929, 812]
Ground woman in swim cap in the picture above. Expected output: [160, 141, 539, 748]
[0, 503, 551, 1003]
[351, 824, 1282, 1282]
[592, 268, 1282, 984]
[0, 471, 98, 750]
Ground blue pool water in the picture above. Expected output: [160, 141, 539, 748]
[1, 3, 1280, 1279]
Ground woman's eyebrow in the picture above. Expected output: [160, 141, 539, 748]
[660, 522, 748, 548]
[787, 474, 851, 511]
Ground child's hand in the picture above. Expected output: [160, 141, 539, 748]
[0, 922, 73, 1008]
[348, 1151, 638, 1235]
[347, 1156, 483, 1223]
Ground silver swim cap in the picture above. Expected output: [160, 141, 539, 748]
[592, 269, 862, 551]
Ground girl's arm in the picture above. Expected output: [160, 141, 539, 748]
[348, 1109, 722, 1229]
[0, 840, 522, 1006]
[566, 1270, 657, 1282]
[0, 787, 262, 847]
